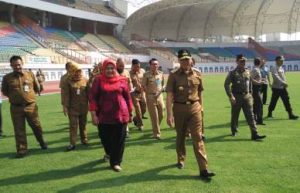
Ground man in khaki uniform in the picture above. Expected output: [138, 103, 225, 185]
[224, 54, 266, 140]
[117, 58, 132, 137]
[36, 69, 45, 96]
[60, 62, 72, 113]
[130, 59, 147, 130]
[166, 50, 215, 180]
[142, 58, 165, 139]
[1, 55, 47, 158]
[63, 63, 89, 151]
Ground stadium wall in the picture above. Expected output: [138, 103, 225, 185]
[194, 61, 300, 74]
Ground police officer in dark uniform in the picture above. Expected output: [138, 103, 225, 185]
[251, 58, 265, 125]
[1, 55, 47, 158]
[166, 49, 215, 180]
[224, 54, 266, 140]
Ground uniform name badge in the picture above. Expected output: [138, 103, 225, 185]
[155, 79, 161, 86]
[76, 88, 80, 95]
[24, 85, 29, 92]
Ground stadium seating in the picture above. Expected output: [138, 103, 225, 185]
[41, 0, 120, 17]
[225, 47, 258, 59]
[75, 33, 113, 52]
[0, 21, 40, 62]
[98, 34, 131, 53]
[199, 47, 235, 58]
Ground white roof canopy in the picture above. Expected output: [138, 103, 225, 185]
[123, 0, 300, 42]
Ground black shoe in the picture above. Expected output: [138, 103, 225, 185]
[16, 152, 27, 159]
[40, 143, 48, 150]
[142, 116, 148, 119]
[103, 154, 110, 162]
[200, 170, 215, 179]
[66, 145, 76, 151]
[256, 122, 266, 125]
[267, 112, 273, 118]
[133, 117, 137, 126]
[251, 134, 266, 141]
[176, 162, 184, 169]
[289, 114, 299, 120]
[231, 130, 238, 137]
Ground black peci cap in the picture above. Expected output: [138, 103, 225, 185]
[177, 49, 192, 60]
[236, 54, 247, 61]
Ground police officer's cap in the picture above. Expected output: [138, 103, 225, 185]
[132, 59, 140, 65]
[236, 54, 247, 62]
[275, 56, 284, 61]
[177, 49, 192, 60]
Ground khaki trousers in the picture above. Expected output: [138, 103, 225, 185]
[68, 113, 88, 145]
[131, 92, 147, 127]
[173, 102, 208, 172]
[10, 103, 45, 154]
[146, 94, 164, 137]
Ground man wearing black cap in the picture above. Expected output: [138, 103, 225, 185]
[268, 56, 298, 119]
[224, 54, 266, 140]
[166, 49, 215, 180]
[130, 59, 147, 131]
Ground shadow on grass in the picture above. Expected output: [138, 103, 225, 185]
[0, 160, 105, 187]
[57, 164, 207, 193]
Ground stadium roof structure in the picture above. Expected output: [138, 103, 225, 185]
[123, 0, 300, 42]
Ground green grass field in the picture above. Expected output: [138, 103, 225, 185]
[0, 73, 299, 193]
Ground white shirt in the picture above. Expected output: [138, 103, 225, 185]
[271, 66, 287, 89]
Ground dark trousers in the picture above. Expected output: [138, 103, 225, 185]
[268, 88, 292, 113]
[98, 123, 127, 167]
[252, 85, 263, 123]
[231, 94, 258, 135]
[261, 84, 268, 104]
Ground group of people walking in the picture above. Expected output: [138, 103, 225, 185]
[224, 54, 298, 139]
[1, 50, 298, 180]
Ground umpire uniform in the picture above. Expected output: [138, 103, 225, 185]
[166, 49, 214, 179]
[1, 56, 47, 157]
[142, 67, 165, 139]
[224, 54, 266, 140]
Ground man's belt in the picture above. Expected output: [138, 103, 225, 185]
[174, 100, 199, 105]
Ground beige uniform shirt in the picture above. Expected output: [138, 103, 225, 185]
[119, 69, 132, 90]
[166, 68, 203, 103]
[130, 68, 145, 93]
[142, 70, 164, 95]
[63, 77, 89, 115]
[1, 70, 39, 105]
